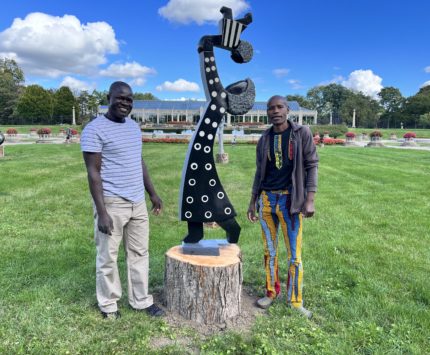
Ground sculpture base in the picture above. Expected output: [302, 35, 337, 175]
[366, 141, 385, 147]
[182, 239, 229, 256]
[216, 153, 229, 164]
[164, 243, 242, 324]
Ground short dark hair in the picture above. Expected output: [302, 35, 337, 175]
[267, 95, 289, 109]
[108, 81, 132, 95]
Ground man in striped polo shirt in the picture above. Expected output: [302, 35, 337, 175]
[81, 81, 164, 319]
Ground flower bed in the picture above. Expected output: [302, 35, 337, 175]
[322, 138, 345, 145]
[345, 132, 356, 138]
[143, 138, 189, 144]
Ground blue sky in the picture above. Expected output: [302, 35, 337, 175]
[1, 0, 429, 101]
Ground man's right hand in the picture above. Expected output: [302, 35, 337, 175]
[97, 212, 114, 235]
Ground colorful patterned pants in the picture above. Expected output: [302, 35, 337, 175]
[258, 190, 303, 307]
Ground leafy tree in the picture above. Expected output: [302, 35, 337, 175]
[402, 85, 430, 128]
[0, 58, 25, 124]
[92, 90, 109, 106]
[306, 84, 353, 124]
[339, 92, 382, 128]
[133, 92, 158, 100]
[286, 94, 311, 109]
[418, 112, 430, 128]
[76, 90, 100, 124]
[53, 86, 76, 124]
[15, 85, 53, 124]
[378, 87, 404, 128]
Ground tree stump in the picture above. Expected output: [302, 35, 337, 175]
[164, 243, 242, 324]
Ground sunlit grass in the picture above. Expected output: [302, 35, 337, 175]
[0, 143, 429, 354]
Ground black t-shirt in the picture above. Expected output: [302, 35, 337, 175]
[261, 126, 293, 191]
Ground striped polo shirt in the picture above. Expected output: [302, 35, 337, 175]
[81, 115, 145, 203]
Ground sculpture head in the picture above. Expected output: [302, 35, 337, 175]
[231, 40, 253, 63]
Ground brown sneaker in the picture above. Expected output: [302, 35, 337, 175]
[256, 296, 275, 309]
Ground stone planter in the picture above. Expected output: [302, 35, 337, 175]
[367, 136, 384, 147]
[401, 138, 417, 146]
[390, 134, 397, 140]
[344, 137, 358, 146]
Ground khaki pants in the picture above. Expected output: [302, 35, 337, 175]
[94, 196, 153, 313]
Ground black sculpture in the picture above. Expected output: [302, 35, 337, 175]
[179, 7, 255, 246]
[0, 131, 5, 146]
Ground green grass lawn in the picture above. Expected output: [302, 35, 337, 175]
[0, 143, 429, 354]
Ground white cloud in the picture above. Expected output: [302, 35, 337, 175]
[99, 62, 156, 86]
[288, 79, 304, 90]
[0, 12, 119, 78]
[420, 80, 430, 88]
[156, 78, 200, 92]
[425, 66, 430, 73]
[341, 69, 383, 98]
[318, 75, 345, 86]
[159, 0, 250, 25]
[273, 68, 290, 78]
[59, 76, 95, 93]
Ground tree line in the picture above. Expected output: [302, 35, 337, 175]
[288, 83, 430, 129]
[0, 58, 157, 125]
[1, 58, 430, 128]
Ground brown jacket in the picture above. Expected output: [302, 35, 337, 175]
[251, 120, 319, 214]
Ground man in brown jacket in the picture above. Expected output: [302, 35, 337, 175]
[247, 95, 318, 318]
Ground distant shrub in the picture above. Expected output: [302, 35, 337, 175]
[37, 127, 52, 135]
[370, 130, 382, 138]
[6, 128, 18, 135]
[310, 125, 348, 138]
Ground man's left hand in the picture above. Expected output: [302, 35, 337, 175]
[301, 200, 315, 218]
[150, 194, 163, 215]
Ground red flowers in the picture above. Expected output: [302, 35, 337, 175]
[345, 132, 356, 138]
[403, 132, 416, 139]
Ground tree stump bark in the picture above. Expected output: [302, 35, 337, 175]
[164, 243, 242, 324]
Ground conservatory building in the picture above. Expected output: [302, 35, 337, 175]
[98, 100, 317, 126]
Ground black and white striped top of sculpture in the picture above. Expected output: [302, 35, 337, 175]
[179, 7, 255, 225]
